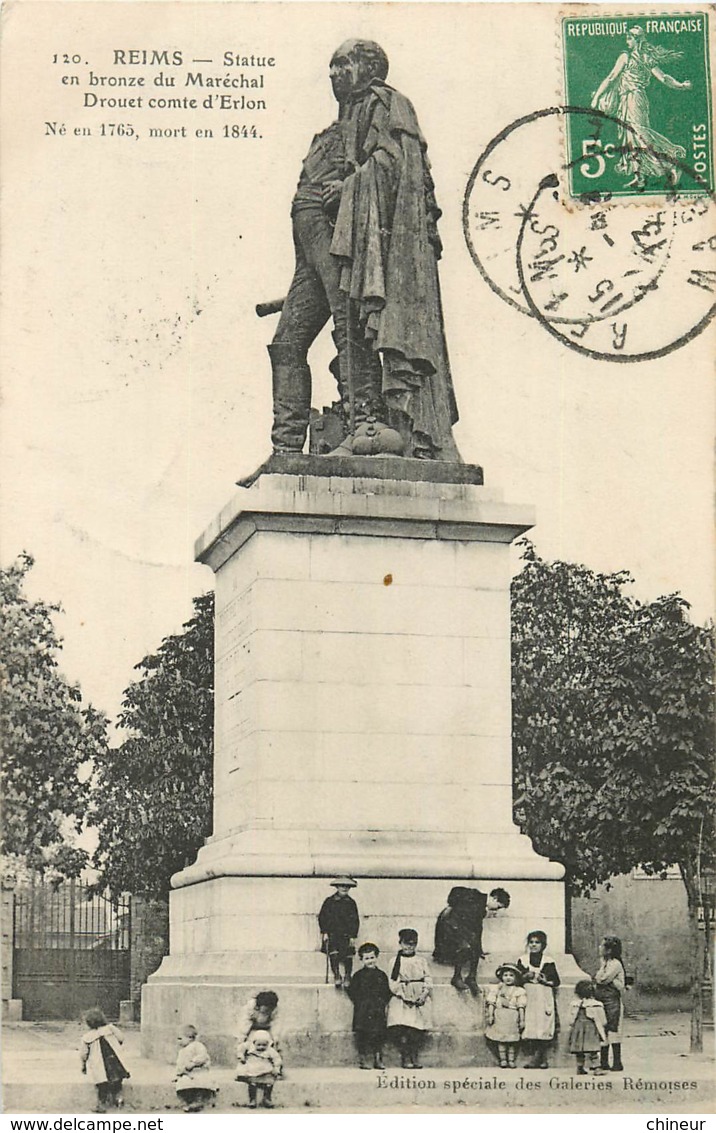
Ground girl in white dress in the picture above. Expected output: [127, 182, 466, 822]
[484, 964, 527, 1068]
[387, 928, 433, 1069]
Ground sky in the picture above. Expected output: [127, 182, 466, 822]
[2, 1, 713, 726]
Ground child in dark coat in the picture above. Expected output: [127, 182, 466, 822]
[318, 876, 359, 989]
[347, 943, 391, 1069]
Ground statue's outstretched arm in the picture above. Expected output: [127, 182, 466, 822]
[651, 66, 692, 90]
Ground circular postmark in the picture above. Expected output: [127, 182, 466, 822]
[463, 107, 716, 360]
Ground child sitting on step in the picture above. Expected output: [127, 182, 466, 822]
[173, 1024, 218, 1112]
[235, 1029, 283, 1108]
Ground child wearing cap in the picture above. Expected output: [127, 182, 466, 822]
[318, 877, 360, 990]
[484, 964, 527, 1068]
[387, 929, 433, 1069]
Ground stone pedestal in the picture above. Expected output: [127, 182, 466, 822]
[142, 463, 583, 1066]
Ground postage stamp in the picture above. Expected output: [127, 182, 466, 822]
[463, 106, 716, 361]
[562, 11, 713, 197]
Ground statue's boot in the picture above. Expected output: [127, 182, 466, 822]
[324, 344, 404, 457]
[269, 342, 311, 454]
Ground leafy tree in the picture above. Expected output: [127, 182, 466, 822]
[89, 592, 214, 898]
[511, 541, 715, 1050]
[1, 552, 107, 879]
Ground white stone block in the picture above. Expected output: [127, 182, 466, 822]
[308, 533, 457, 587]
[213, 780, 258, 835]
[249, 531, 312, 580]
[210, 913, 319, 952]
[214, 589, 255, 651]
[164, 877, 568, 968]
[248, 578, 506, 640]
[296, 631, 465, 688]
[217, 731, 510, 787]
[463, 637, 512, 689]
[246, 630, 304, 682]
[453, 541, 510, 590]
[242, 681, 510, 739]
[253, 780, 514, 835]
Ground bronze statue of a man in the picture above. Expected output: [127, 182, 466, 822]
[268, 39, 460, 461]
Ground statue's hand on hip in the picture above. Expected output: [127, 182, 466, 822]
[321, 180, 344, 213]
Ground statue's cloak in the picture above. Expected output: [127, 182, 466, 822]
[331, 82, 460, 460]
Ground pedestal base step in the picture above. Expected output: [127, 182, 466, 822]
[143, 1021, 572, 1071]
[141, 980, 581, 1068]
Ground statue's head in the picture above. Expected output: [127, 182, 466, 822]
[330, 39, 389, 102]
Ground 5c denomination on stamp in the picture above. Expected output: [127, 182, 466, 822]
[562, 12, 713, 198]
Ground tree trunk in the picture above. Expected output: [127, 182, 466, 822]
[564, 873, 573, 954]
[679, 861, 705, 1052]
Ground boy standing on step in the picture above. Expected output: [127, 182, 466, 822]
[318, 876, 360, 989]
[348, 943, 391, 1069]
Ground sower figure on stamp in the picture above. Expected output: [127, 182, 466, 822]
[590, 27, 692, 191]
[433, 886, 511, 995]
[269, 38, 460, 460]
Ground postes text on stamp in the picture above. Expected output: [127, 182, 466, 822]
[562, 12, 713, 197]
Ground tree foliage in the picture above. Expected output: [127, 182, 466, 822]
[511, 540, 715, 1048]
[511, 540, 715, 894]
[89, 592, 214, 897]
[1, 553, 107, 878]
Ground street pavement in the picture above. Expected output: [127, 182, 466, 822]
[2, 1013, 713, 1114]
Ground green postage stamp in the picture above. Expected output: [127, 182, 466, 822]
[562, 12, 713, 197]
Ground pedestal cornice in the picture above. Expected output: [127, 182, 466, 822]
[196, 472, 535, 573]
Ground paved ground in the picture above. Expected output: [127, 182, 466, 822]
[2, 1013, 714, 1114]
